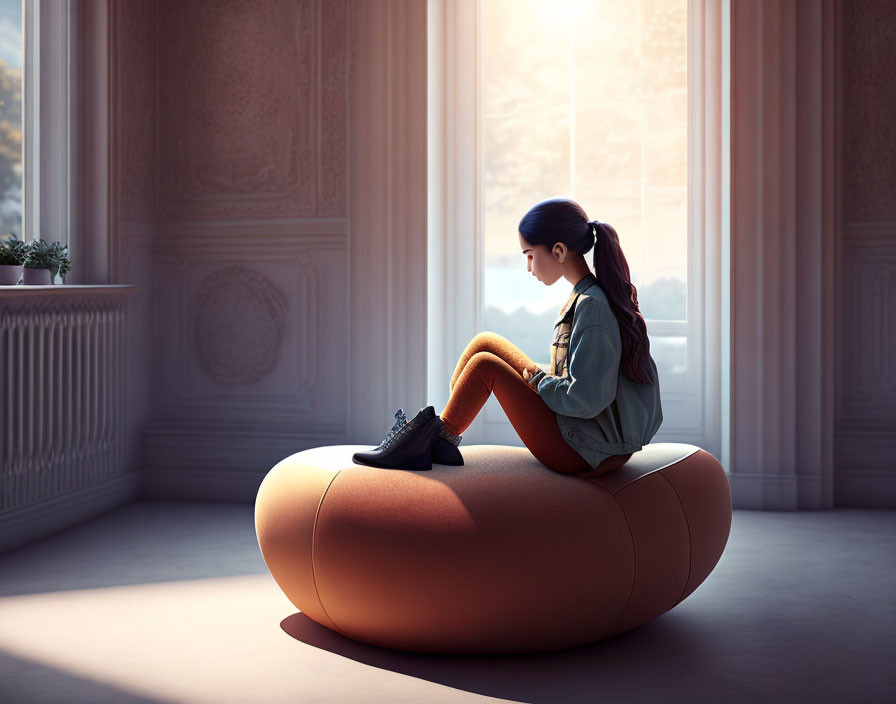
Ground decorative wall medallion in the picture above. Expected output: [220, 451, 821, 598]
[193, 266, 288, 385]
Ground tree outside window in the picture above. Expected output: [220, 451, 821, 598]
[0, 0, 23, 239]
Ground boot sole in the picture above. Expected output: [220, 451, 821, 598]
[352, 451, 433, 471]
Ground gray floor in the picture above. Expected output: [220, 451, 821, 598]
[0, 501, 894, 704]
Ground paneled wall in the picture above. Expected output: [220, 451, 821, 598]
[113, 0, 427, 501]
[116, 0, 352, 499]
[834, 0, 896, 506]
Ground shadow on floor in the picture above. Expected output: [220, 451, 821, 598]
[280, 611, 724, 704]
[0, 649, 173, 704]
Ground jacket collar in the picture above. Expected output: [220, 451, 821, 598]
[554, 273, 600, 327]
[572, 272, 598, 295]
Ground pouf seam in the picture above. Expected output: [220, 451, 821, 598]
[659, 470, 693, 608]
[592, 484, 638, 642]
[310, 468, 348, 637]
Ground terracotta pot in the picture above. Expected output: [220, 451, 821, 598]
[22, 267, 53, 285]
[0, 264, 24, 285]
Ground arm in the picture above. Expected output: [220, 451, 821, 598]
[536, 323, 620, 418]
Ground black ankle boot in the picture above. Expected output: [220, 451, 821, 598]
[431, 426, 464, 466]
[353, 406, 442, 471]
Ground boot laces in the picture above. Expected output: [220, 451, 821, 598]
[376, 408, 409, 450]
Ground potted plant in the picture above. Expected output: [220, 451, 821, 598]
[49, 240, 73, 282]
[23, 238, 72, 285]
[0, 232, 28, 285]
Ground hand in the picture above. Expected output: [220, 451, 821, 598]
[522, 366, 545, 391]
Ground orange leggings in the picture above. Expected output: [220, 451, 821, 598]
[439, 332, 593, 475]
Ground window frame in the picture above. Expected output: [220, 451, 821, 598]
[428, 0, 728, 460]
[22, 0, 111, 286]
[23, 0, 73, 264]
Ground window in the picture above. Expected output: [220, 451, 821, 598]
[429, 0, 725, 455]
[0, 0, 23, 240]
[480, 0, 688, 374]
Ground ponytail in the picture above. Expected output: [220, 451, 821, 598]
[589, 221, 656, 385]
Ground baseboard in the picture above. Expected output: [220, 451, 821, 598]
[834, 428, 896, 508]
[0, 472, 141, 554]
[140, 425, 344, 502]
[834, 470, 896, 509]
[141, 467, 267, 503]
[727, 471, 824, 510]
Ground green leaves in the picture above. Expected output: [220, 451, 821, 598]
[0, 234, 72, 278]
[0, 232, 28, 265]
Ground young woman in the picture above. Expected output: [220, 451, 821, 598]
[352, 197, 663, 475]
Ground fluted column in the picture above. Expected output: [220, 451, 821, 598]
[728, 0, 836, 509]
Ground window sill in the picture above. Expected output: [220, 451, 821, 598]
[0, 284, 139, 299]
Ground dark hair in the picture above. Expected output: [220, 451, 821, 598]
[518, 197, 656, 385]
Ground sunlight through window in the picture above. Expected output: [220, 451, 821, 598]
[481, 0, 688, 367]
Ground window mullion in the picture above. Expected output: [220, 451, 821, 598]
[23, 0, 40, 241]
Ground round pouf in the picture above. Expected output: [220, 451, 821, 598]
[254, 443, 731, 655]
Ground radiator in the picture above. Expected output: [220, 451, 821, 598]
[0, 289, 135, 512]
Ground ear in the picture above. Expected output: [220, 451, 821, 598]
[553, 242, 567, 263]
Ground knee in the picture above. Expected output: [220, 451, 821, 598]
[466, 351, 517, 383]
[469, 331, 494, 349]
[459, 350, 502, 377]
[469, 349, 500, 363]
[467, 331, 509, 355]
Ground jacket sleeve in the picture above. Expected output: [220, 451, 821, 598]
[536, 322, 620, 418]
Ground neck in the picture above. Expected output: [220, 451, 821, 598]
[563, 257, 593, 288]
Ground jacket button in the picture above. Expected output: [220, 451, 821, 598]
[566, 429, 574, 438]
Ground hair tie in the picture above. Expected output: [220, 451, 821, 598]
[589, 220, 601, 256]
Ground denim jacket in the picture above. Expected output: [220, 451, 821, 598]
[536, 273, 663, 470]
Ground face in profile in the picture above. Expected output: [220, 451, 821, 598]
[518, 231, 566, 286]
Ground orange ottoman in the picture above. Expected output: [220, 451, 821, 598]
[254, 443, 731, 654]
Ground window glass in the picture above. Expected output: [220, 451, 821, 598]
[651, 336, 687, 377]
[481, 0, 688, 365]
[0, 0, 23, 240]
